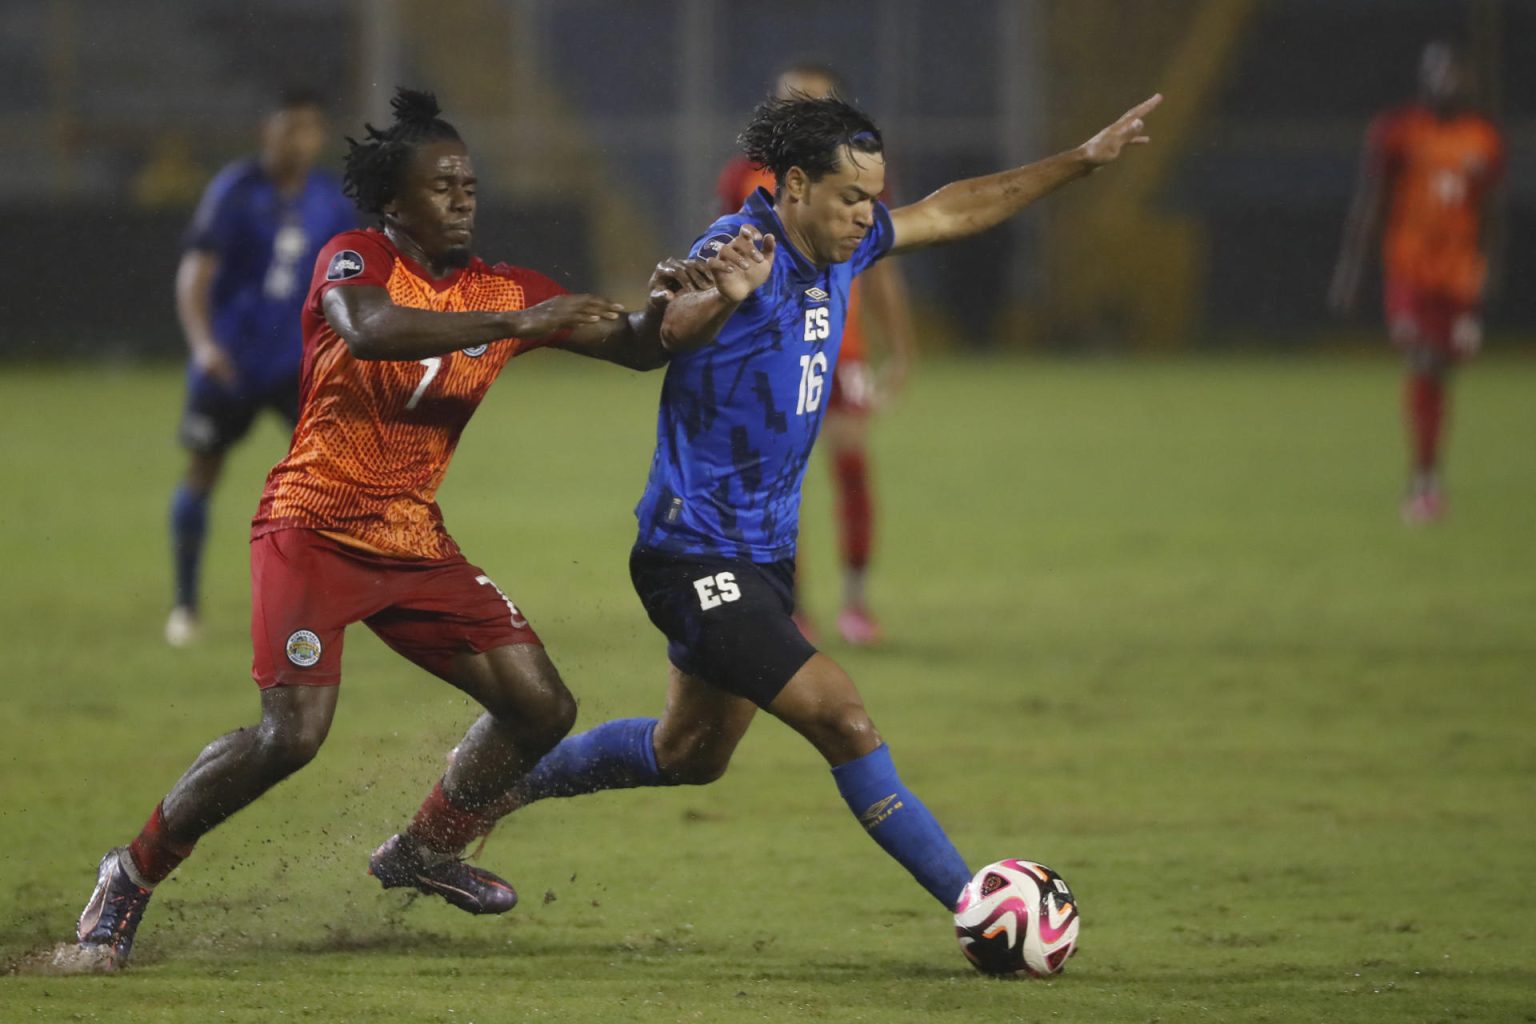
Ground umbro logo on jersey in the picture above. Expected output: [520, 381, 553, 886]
[461, 344, 488, 358]
[326, 250, 365, 281]
[804, 287, 830, 303]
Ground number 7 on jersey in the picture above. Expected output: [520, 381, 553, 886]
[406, 357, 442, 410]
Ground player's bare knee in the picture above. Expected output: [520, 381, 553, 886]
[807, 703, 880, 762]
[661, 748, 731, 786]
[253, 722, 325, 777]
[654, 731, 733, 785]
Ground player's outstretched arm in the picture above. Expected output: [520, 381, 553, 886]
[553, 257, 714, 370]
[659, 225, 777, 355]
[887, 94, 1161, 255]
[323, 285, 623, 361]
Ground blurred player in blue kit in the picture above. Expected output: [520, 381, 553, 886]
[453, 90, 1162, 916]
[167, 89, 354, 645]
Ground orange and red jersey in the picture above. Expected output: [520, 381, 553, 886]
[1369, 104, 1504, 302]
[716, 156, 873, 361]
[252, 228, 565, 560]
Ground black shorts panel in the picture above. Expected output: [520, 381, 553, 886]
[629, 546, 816, 708]
[178, 370, 300, 455]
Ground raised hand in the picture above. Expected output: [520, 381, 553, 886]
[707, 225, 776, 303]
[1081, 93, 1162, 167]
[513, 294, 624, 338]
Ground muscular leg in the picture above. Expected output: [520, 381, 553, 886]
[128, 685, 338, 884]
[767, 654, 970, 909]
[486, 663, 757, 818]
[437, 643, 577, 810]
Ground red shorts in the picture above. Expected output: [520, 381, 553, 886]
[1384, 278, 1478, 357]
[249, 528, 541, 689]
[827, 355, 874, 415]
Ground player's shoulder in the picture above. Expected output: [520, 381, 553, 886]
[202, 158, 263, 200]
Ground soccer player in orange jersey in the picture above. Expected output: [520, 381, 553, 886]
[1330, 41, 1506, 524]
[65, 89, 706, 971]
[716, 63, 916, 645]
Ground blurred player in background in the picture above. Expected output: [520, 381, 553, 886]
[716, 63, 915, 646]
[1329, 41, 1505, 525]
[167, 88, 355, 646]
[67, 89, 704, 972]
[466, 91, 1161, 922]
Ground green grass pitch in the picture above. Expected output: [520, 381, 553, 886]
[2, 353, 1533, 1023]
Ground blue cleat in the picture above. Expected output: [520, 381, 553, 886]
[368, 833, 518, 915]
[72, 848, 153, 971]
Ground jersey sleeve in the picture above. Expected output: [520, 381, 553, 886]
[688, 217, 745, 261]
[847, 200, 895, 276]
[182, 166, 244, 254]
[305, 230, 396, 318]
[493, 265, 572, 355]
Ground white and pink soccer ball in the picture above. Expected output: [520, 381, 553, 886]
[953, 859, 1080, 977]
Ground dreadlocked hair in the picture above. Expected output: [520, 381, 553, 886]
[342, 88, 462, 218]
[738, 95, 882, 187]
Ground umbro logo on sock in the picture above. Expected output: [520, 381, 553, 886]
[858, 794, 904, 830]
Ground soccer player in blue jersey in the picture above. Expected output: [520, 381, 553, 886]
[436, 91, 1162, 918]
[167, 89, 355, 646]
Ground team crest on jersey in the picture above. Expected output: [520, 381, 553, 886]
[461, 344, 489, 357]
[286, 630, 323, 667]
[804, 286, 830, 304]
[695, 232, 737, 258]
[326, 250, 365, 281]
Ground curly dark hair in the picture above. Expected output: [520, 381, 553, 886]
[342, 88, 461, 218]
[738, 95, 883, 189]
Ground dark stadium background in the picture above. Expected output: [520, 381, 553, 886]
[1, 0, 1530, 361]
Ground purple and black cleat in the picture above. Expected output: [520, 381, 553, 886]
[368, 833, 518, 915]
[69, 848, 153, 971]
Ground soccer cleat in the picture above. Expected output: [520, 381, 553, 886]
[1401, 489, 1445, 526]
[72, 848, 153, 971]
[164, 606, 200, 647]
[836, 605, 885, 647]
[368, 833, 517, 915]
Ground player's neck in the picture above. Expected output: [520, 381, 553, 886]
[384, 224, 459, 279]
[774, 204, 823, 268]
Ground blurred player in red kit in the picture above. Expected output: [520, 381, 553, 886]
[63, 89, 705, 972]
[1330, 41, 1506, 524]
[717, 63, 915, 645]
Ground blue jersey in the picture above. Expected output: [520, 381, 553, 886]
[635, 187, 895, 562]
[184, 159, 354, 389]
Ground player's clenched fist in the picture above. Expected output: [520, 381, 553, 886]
[708, 224, 776, 303]
[511, 294, 624, 338]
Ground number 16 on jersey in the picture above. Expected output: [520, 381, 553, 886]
[797, 352, 827, 415]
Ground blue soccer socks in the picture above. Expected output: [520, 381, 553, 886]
[832, 744, 972, 910]
[170, 483, 209, 610]
[515, 717, 673, 804]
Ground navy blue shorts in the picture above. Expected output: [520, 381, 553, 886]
[629, 545, 816, 708]
[177, 368, 300, 455]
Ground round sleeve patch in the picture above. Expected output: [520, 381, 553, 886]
[325, 249, 366, 281]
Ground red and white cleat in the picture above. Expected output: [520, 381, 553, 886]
[836, 606, 885, 647]
[1401, 489, 1445, 526]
